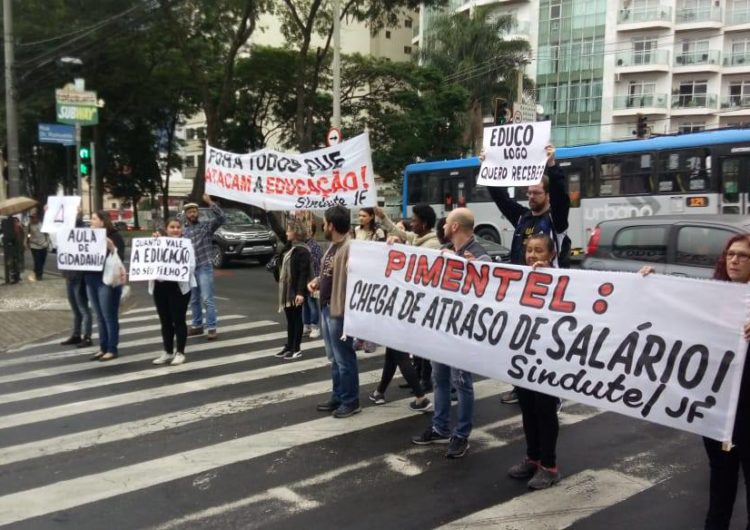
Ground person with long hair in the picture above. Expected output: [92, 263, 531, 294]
[84, 210, 125, 362]
[642, 233, 750, 529]
[353, 208, 385, 353]
[303, 221, 323, 339]
[151, 218, 196, 366]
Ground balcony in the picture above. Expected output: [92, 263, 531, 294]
[671, 93, 718, 115]
[720, 95, 750, 116]
[675, 5, 722, 29]
[673, 50, 721, 72]
[612, 94, 669, 116]
[617, 6, 672, 31]
[726, 8, 750, 30]
[723, 51, 750, 70]
[502, 20, 530, 40]
[615, 49, 670, 72]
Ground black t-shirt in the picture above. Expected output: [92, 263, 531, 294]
[319, 242, 342, 307]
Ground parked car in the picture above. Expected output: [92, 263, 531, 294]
[582, 214, 750, 279]
[476, 235, 511, 263]
[200, 207, 278, 268]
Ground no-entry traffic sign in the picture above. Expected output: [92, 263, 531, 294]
[326, 127, 342, 147]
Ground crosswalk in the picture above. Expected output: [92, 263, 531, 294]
[0, 304, 705, 529]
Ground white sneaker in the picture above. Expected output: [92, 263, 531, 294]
[309, 326, 321, 339]
[153, 353, 174, 365]
[170, 353, 186, 365]
[302, 325, 311, 336]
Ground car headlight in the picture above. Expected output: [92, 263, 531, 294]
[217, 228, 240, 240]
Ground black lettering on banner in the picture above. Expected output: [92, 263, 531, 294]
[677, 344, 709, 389]
[509, 314, 532, 351]
[524, 317, 549, 356]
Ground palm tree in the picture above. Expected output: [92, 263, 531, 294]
[420, 9, 531, 153]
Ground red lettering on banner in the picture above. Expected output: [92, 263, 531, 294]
[413, 255, 444, 287]
[440, 258, 464, 292]
[463, 262, 490, 297]
[550, 275, 576, 313]
[385, 250, 407, 277]
[520, 272, 553, 309]
[360, 165, 369, 190]
[492, 267, 524, 301]
[343, 171, 357, 191]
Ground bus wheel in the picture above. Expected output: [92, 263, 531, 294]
[475, 227, 500, 244]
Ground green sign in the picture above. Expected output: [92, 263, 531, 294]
[56, 103, 98, 125]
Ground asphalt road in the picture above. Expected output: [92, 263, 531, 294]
[0, 259, 746, 529]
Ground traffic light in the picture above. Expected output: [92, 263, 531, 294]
[636, 114, 648, 138]
[494, 97, 510, 125]
[79, 146, 91, 176]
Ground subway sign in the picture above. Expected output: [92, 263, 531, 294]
[56, 103, 98, 125]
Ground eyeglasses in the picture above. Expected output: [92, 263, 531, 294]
[726, 251, 750, 263]
[527, 190, 546, 197]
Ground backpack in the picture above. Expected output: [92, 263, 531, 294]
[518, 211, 572, 269]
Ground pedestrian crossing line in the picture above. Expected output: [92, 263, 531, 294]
[0, 325, 284, 388]
[0, 370, 382, 468]
[0, 340, 328, 430]
[0, 380, 507, 526]
[0, 331, 299, 404]
[0, 320, 279, 368]
[110, 315, 248, 338]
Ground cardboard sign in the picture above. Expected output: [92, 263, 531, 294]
[55, 228, 107, 271]
[128, 237, 194, 282]
[478, 121, 552, 187]
[41, 196, 81, 234]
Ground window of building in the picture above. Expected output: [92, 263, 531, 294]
[386, 30, 391, 39]
[628, 80, 657, 107]
[599, 154, 653, 196]
[550, 0, 562, 19]
[111, 203, 117, 209]
[729, 80, 750, 105]
[730, 38, 750, 65]
[185, 155, 197, 168]
[405, 19, 412, 28]
[404, 46, 412, 54]
[186, 128, 196, 140]
[612, 225, 668, 263]
[633, 37, 658, 64]
[658, 148, 709, 192]
[676, 226, 734, 267]
[676, 80, 708, 107]
[677, 39, 710, 64]
[677, 122, 706, 134]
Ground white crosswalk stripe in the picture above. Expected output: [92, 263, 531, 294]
[0, 309, 688, 529]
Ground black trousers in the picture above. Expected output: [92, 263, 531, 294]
[704, 437, 750, 530]
[31, 248, 47, 279]
[153, 281, 191, 355]
[414, 356, 432, 387]
[284, 305, 304, 353]
[377, 348, 425, 397]
[517, 386, 559, 468]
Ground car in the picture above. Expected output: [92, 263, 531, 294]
[200, 207, 278, 268]
[475, 235, 511, 263]
[582, 214, 750, 279]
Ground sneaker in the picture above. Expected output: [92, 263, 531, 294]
[274, 348, 290, 358]
[152, 353, 174, 365]
[302, 325, 311, 336]
[528, 466, 560, 490]
[450, 388, 458, 402]
[76, 336, 93, 348]
[508, 457, 539, 479]
[500, 389, 519, 404]
[316, 399, 341, 412]
[206, 329, 218, 340]
[170, 353, 186, 365]
[368, 391, 386, 405]
[446, 436, 470, 459]
[309, 327, 320, 339]
[187, 327, 204, 337]
[283, 350, 302, 360]
[332, 404, 362, 418]
[364, 344, 377, 353]
[353, 340, 364, 351]
[408, 398, 433, 413]
[411, 427, 450, 445]
[60, 336, 82, 346]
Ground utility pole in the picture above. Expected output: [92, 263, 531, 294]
[75, 124, 82, 195]
[3, 0, 20, 198]
[331, 0, 341, 128]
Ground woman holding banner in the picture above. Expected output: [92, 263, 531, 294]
[151, 218, 196, 366]
[353, 208, 385, 353]
[85, 211, 125, 362]
[642, 234, 750, 530]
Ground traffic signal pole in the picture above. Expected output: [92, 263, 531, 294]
[75, 124, 82, 195]
[3, 0, 20, 198]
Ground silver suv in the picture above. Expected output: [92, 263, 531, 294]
[582, 215, 750, 279]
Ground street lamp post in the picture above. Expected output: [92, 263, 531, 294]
[3, 0, 20, 198]
[332, 0, 341, 129]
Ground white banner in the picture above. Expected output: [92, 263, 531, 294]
[204, 133, 377, 211]
[42, 196, 81, 234]
[128, 237, 194, 282]
[344, 241, 750, 442]
[55, 228, 106, 271]
[478, 121, 551, 187]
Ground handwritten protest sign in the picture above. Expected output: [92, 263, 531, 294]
[128, 237, 194, 282]
[41, 196, 81, 234]
[204, 133, 377, 210]
[55, 228, 106, 271]
[478, 121, 551, 187]
[344, 241, 749, 442]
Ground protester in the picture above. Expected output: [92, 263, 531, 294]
[487, 144, 570, 405]
[12, 217, 25, 280]
[60, 214, 93, 348]
[353, 207, 386, 353]
[308, 205, 360, 418]
[26, 212, 49, 281]
[151, 218, 196, 366]
[182, 194, 225, 340]
[275, 219, 312, 360]
[412, 207, 490, 458]
[507, 233, 561, 490]
[85, 210, 125, 362]
[303, 222, 322, 339]
[369, 204, 441, 411]
[641, 234, 750, 530]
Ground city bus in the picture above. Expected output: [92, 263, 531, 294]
[401, 127, 750, 256]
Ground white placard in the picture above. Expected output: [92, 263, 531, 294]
[55, 228, 107, 271]
[478, 121, 552, 187]
[204, 132, 377, 210]
[344, 241, 749, 442]
[41, 196, 81, 234]
[128, 237, 194, 282]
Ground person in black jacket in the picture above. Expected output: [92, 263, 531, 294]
[275, 218, 312, 360]
[487, 144, 570, 404]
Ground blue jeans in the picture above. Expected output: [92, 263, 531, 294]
[320, 306, 359, 408]
[190, 263, 217, 330]
[66, 276, 92, 337]
[303, 296, 320, 327]
[432, 361, 474, 439]
[85, 273, 122, 354]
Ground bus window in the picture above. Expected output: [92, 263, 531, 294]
[568, 173, 581, 207]
[406, 171, 442, 205]
[657, 149, 710, 193]
[599, 154, 653, 196]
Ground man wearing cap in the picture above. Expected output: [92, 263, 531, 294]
[183, 193, 226, 340]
